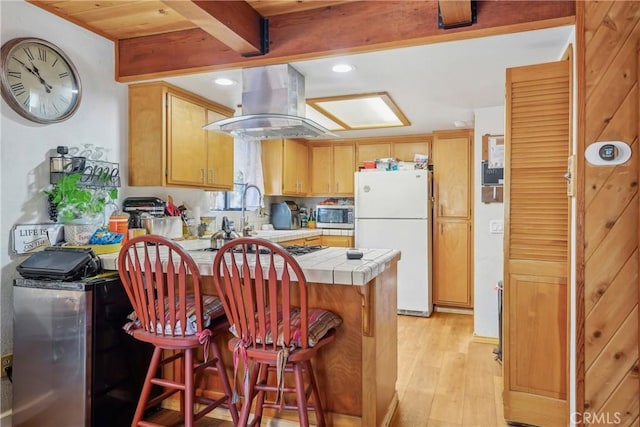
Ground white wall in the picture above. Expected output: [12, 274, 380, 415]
[473, 106, 505, 338]
[0, 1, 126, 422]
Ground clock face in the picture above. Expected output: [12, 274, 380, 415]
[0, 38, 82, 124]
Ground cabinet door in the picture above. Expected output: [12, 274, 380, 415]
[206, 110, 233, 190]
[432, 134, 470, 218]
[296, 141, 309, 194]
[393, 141, 429, 162]
[333, 144, 355, 195]
[433, 220, 471, 307]
[282, 139, 299, 194]
[310, 145, 333, 194]
[357, 143, 391, 166]
[168, 94, 207, 186]
[261, 139, 284, 196]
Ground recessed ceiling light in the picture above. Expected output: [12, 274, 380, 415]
[332, 64, 354, 73]
[214, 77, 237, 86]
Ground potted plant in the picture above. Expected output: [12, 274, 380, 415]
[44, 172, 118, 244]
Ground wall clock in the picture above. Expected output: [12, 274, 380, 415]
[0, 37, 82, 124]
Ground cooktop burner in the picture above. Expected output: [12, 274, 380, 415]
[281, 245, 327, 256]
[199, 244, 327, 256]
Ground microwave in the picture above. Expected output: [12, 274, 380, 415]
[315, 205, 354, 229]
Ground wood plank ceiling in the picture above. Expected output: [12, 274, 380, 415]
[26, 0, 575, 82]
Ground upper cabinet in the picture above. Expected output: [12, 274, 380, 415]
[356, 142, 391, 167]
[128, 81, 234, 190]
[432, 130, 471, 218]
[355, 136, 431, 168]
[310, 143, 355, 196]
[261, 139, 308, 196]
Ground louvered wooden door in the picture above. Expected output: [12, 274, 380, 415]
[503, 60, 571, 426]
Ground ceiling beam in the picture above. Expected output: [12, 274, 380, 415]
[160, 0, 266, 56]
[438, 0, 475, 29]
[116, 0, 575, 82]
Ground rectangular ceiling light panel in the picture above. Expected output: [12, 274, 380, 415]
[307, 92, 410, 130]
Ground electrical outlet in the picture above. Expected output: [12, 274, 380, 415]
[1, 353, 12, 378]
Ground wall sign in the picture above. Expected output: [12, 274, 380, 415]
[481, 134, 505, 204]
[12, 223, 63, 255]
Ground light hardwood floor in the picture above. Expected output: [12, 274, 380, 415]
[148, 312, 508, 426]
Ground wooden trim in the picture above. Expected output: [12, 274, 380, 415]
[113, 1, 575, 81]
[472, 335, 500, 345]
[575, 0, 586, 417]
[309, 133, 434, 146]
[128, 80, 234, 117]
[160, 0, 264, 56]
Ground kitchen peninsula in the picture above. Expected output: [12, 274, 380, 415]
[100, 240, 400, 426]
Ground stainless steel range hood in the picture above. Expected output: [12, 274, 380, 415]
[204, 64, 336, 140]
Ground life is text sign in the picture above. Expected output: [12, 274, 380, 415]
[12, 224, 63, 255]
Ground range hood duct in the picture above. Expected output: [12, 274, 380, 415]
[204, 64, 336, 140]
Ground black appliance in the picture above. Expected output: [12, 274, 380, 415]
[12, 273, 158, 427]
[122, 197, 165, 229]
[17, 247, 101, 281]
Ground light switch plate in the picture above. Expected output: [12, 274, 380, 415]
[489, 220, 504, 234]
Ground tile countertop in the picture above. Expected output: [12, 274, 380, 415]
[100, 241, 398, 286]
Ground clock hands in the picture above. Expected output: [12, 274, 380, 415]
[29, 62, 54, 93]
[12, 57, 52, 93]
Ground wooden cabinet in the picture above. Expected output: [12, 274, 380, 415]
[433, 221, 471, 306]
[432, 130, 473, 308]
[261, 139, 308, 196]
[393, 141, 429, 162]
[280, 235, 322, 246]
[310, 143, 355, 195]
[322, 235, 354, 247]
[128, 81, 234, 189]
[205, 110, 234, 189]
[356, 142, 391, 167]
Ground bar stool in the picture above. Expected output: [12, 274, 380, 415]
[118, 235, 239, 427]
[212, 238, 342, 427]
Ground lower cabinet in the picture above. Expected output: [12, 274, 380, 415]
[433, 220, 472, 307]
[279, 235, 322, 246]
[322, 235, 354, 247]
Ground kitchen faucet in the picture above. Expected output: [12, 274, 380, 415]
[241, 184, 263, 236]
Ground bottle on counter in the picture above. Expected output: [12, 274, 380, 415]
[307, 209, 316, 229]
[300, 208, 308, 228]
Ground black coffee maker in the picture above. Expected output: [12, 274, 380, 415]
[122, 197, 166, 229]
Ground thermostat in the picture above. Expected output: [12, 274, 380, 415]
[585, 141, 631, 166]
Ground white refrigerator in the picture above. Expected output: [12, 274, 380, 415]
[355, 169, 433, 316]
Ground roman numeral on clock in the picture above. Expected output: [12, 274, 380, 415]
[7, 70, 21, 79]
[23, 47, 34, 61]
[38, 47, 47, 62]
[10, 82, 25, 93]
[59, 71, 69, 79]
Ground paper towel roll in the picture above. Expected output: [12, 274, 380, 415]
[192, 206, 201, 224]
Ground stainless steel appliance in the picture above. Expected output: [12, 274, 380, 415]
[122, 197, 165, 229]
[315, 205, 354, 229]
[270, 201, 301, 230]
[12, 274, 156, 427]
[203, 64, 335, 140]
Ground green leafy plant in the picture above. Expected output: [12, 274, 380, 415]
[44, 173, 118, 223]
